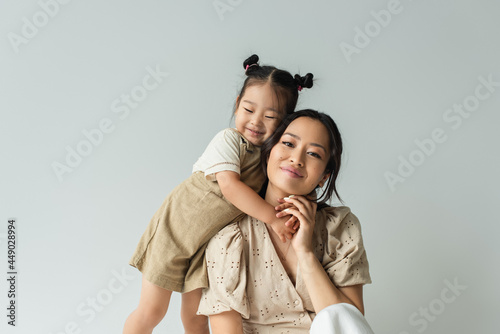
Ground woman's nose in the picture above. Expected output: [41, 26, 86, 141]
[290, 152, 304, 167]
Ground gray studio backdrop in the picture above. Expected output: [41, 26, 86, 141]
[1, 0, 499, 333]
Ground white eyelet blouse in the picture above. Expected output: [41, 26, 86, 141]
[197, 206, 372, 333]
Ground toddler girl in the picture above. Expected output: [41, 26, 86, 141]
[123, 54, 313, 334]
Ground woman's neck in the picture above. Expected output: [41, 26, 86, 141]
[264, 183, 291, 207]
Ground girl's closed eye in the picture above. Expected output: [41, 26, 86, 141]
[244, 108, 254, 113]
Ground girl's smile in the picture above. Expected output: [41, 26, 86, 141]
[245, 126, 265, 137]
[234, 83, 282, 146]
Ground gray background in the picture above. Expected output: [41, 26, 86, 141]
[1, 0, 499, 333]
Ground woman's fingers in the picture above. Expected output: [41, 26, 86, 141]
[284, 196, 314, 218]
[283, 196, 317, 232]
[276, 210, 296, 219]
[284, 199, 306, 216]
[284, 195, 309, 208]
[276, 196, 316, 235]
[275, 202, 299, 219]
[286, 207, 315, 253]
[274, 202, 294, 212]
[281, 207, 308, 228]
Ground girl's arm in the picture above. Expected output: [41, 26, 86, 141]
[216, 170, 295, 242]
[279, 196, 365, 314]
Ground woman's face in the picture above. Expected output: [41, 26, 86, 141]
[267, 117, 331, 197]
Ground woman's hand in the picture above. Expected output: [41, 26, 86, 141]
[278, 196, 366, 315]
[275, 198, 300, 230]
[276, 195, 317, 254]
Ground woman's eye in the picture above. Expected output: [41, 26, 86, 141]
[265, 116, 276, 119]
[308, 152, 322, 159]
[282, 141, 293, 147]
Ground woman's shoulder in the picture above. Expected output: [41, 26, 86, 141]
[211, 220, 243, 240]
[315, 206, 372, 287]
[207, 216, 254, 245]
[316, 205, 364, 237]
[317, 206, 358, 225]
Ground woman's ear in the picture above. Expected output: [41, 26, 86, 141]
[318, 172, 331, 188]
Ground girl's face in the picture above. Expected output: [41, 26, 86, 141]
[234, 83, 282, 146]
[267, 117, 331, 197]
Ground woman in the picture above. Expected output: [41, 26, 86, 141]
[197, 109, 375, 333]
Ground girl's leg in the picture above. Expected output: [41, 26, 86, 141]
[209, 310, 244, 334]
[181, 288, 210, 334]
[123, 276, 173, 334]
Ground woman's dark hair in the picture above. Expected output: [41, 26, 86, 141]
[235, 54, 313, 117]
[260, 109, 343, 208]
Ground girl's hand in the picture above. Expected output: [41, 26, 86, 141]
[269, 217, 296, 243]
[280, 195, 317, 254]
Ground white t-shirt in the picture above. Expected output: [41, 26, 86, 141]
[192, 128, 243, 181]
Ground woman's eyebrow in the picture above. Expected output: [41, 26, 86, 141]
[311, 143, 327, 154]
[242, 100, 278, 113]
[283, 132, 327, 153]
[283, 132, 300, 140]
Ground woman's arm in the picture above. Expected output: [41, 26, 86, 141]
[216, 170, 295, 242]
[296, 251, 365, 314]
[197, 222, 248, 334]
[280, 196, 365, 314]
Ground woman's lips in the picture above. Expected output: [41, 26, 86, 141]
[280, 166, 303, 178]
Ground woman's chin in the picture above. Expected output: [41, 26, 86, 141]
[269, 181, 308, 198]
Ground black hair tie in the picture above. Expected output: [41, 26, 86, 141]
[243, 54, 260, 74]
[294, 73, 314, 91]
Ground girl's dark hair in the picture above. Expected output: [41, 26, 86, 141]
[260, 109, 343, 209]
[236, 54, 313, 117]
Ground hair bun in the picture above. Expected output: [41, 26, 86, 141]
[294, 73, 314, 90]
[243, 54, 260, 74]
